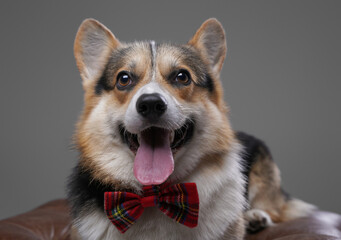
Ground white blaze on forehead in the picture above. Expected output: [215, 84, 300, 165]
[139, 81, 162, 94]
[150, 41, 157, 82]
[150, 40, 156, 59]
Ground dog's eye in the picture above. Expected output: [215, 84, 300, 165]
[175, 70, 191, 85]
[116, 72, 132, 89]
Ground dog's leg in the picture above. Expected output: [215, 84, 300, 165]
[244, 209, 273, 233]
[245, 149, 316, 233]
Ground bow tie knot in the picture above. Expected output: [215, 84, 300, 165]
[105, 183, 199, 233]
[141, 195, 157, 208]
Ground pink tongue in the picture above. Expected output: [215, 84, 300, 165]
[134, 128, 174, 185]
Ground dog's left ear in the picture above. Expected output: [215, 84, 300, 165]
[189, 18, 227, 74]
[74, 19, 120, 87]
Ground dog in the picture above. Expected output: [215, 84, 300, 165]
[67, 18, 316, 239]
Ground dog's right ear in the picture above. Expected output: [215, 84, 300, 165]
[188, 18, 227, 75]
[74, 19, 120, 86]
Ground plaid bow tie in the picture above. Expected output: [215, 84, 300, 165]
[104, 183, 199, 233]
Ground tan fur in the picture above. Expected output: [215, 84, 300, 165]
[248, 151, 285, 222]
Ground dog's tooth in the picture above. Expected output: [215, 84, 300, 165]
[170, 131, 175, 144]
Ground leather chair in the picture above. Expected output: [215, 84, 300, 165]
[0, 199, 340, 240]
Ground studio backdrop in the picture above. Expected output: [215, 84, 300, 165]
[0, 0, 340, 220]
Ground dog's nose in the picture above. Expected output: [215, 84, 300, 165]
[136, 93, 167, 119]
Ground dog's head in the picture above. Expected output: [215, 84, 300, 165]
[74, 19, 234, 188]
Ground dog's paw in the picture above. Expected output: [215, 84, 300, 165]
[245, 209, 273, 233]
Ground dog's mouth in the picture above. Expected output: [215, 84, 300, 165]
[119, 119, 194, 154]
[119, 119, 194, 185]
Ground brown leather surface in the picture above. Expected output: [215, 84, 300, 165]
[245, 211, 341, 240]
[0, 199, 72, 240]
[0, 199, 340, 240]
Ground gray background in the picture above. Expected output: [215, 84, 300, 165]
[0, 1, 340, 220]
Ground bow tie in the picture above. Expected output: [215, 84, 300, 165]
[104, 183, 199, 233]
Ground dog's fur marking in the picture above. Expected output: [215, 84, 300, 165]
[95, 46, 134, 95]
[150, 40, 157, 82]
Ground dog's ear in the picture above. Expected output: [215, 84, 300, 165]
[188, 18, 227, 74]
[74, 19, 120, 86]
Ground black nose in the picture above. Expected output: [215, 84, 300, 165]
[136, 93, 167, 119]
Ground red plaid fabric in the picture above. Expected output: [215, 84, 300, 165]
[104, 183, 199, 233]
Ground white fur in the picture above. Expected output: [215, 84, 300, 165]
[245, 209, 274, 228]
[81, 96, 140, 188]
[75, 141, 246, 240]
[282, 198, 316, 220]
[150, 40, 157, 82]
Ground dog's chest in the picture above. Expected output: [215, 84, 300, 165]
[74, 143, 246, 239]
[77, 198, 238, 240]
[78, 208, 194, 239]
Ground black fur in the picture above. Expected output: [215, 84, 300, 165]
[236, 131, 291, 201]
[67, 164, 109, 217]
[204, 74, 214, 92]
[95, 68, 115, 95]
[95, 46, 134, 95]
[67, 164, 137, 218]
[236, 131, 272, 178]
[179, 45, 215, 92]
[236, 131, 272, 197]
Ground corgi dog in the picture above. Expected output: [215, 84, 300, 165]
[67, 18, 316, 240]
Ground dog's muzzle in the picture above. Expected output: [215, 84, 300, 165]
[136, 93, 167, 121]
